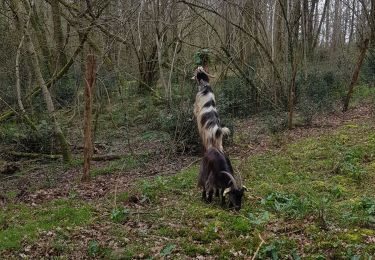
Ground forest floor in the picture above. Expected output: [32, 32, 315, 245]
[1, 101, 375, 259]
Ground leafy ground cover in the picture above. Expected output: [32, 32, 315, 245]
[1, 115, 375, 259]
[1, 85, 375, 258]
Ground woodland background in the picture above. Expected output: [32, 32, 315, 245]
[1, 0, 375, 258]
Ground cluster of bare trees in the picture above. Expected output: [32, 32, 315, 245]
[0, 0, 374, 161]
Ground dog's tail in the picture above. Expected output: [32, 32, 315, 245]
[207, 126, 230, 152]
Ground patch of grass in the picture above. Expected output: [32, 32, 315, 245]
[91, 153, 149, 176]
[120, 121, 375, 257]
[181, 241, 206, 256]
[0, 199, 94, 251]
[111, 122, 375, 258]
[140, 130, 168, 141]
[351, 85, 375, 106]
[132, 165, 198, 203]
[4, 119, 375, 258]
[110, 206, 130, 223]
[155, 225, 178, 238]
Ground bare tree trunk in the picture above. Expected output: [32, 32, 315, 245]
[50, 0, 67, 70]
[348, 1, 355, 44]
[302, 0, 308, 78]
[343, 38, 370, 112]
[26, 28, 72, 163]
[82, 53, 96, 182]
[271, 0, 277, 60]
[307, 0, 318, 53]
[153, 1, 169, 102]
[332, 0, 341, 49]
[313, 0, 330, 50]
[27, 1, 53, 77]
[285, 0, 301, 128]
[371, 0, 375, 46]
[15, 9, 37, 130]
[16, 12, 30, 114]
[325, 0, 331, 46]
[288, 60, 298, 129]
[155, 34, 169, 100]
[137, 45, 158, 94]
[343, 3, 350, 44]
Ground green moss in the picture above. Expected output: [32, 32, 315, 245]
[0, 199, 93, 251]
[3, 119, 375, 258]
[229, 217, 251, 235]
[181, 241, 206, 257]
[343, 233, 362, 243]
[155, 225, 178, 238]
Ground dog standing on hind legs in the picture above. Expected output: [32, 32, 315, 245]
[192, 66, 247, 210]
[193, 66, 230, 152]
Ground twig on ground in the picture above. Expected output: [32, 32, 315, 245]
[251, 234, 265, 260]
[180, 157, 200, 171]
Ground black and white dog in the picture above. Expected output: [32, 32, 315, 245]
[193, 67, 230, 152]
[198, 147, 247, 211]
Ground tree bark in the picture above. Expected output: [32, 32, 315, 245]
[343, 38, 370, 112]
[26, 27, 72, 163]
[332, 0, 341, 49]
[288, 59, 298, 129]
[312, 0, 330, 50]
[82, 53, 96, 182]
[348, 1, 355, 44]
[50, 0, 67, 70]
[27, 0, 53, 77]
[15, 9, 37, 130]
[15, 11, 30, 114]
[371, 0, 375, 46]
[325, 0, 330, 46]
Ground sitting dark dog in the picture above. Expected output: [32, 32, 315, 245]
[198, 148, 247, 211]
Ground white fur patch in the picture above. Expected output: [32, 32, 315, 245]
[194, 87, 229, 152]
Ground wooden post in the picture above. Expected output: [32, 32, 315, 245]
[343, 39, 369, 112]
[82, 53, 96, 182]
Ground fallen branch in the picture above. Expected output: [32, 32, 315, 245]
[251, 234, 265, 260]
[0, 110, 15, 122]
[180, 157, 201, 172]
[4, 151, 122, 161]
[5, 151, 62, 160]
[92, 154, 122, 161]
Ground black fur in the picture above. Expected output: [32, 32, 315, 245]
[200, 110, 219, 127]
[198, 148, 245, 211]
[215, 128, 222, 138]
[205, 119, 219, 129]
[203, 99, 216, 108]
[196, 71, 209, 83]
[201, 85, 213, 95]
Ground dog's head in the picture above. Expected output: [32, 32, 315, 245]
[192, 66, 212, 85]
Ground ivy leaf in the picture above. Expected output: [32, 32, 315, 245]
[88, 240, 100, 256]
[194, 52, 202, 65]
[160, 244, 176, 256]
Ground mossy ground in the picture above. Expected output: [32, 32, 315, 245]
[1, 86, 375, 259]
[1, 119, 375, 259]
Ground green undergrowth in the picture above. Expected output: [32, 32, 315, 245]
[91, 153, 151, 176]
[116, 121, 375, 258]
[1, 121, 375, 258]
[0, 199, 93, 252]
